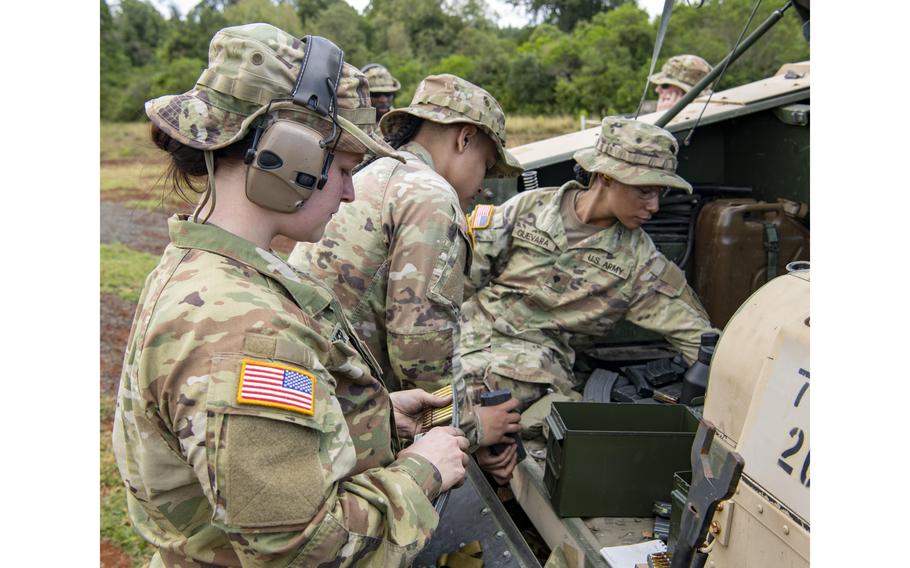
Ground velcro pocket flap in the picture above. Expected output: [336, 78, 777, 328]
[650, 258, 686, 298]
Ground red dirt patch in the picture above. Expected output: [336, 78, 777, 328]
[101, 538, 134, 568]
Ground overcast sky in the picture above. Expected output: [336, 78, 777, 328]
[149, 0, 667, 28]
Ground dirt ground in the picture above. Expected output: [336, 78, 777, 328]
[100, 539, 134, 568]
[100, 202, 172, 254]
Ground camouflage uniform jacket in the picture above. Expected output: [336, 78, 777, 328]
[461, 182, 713, 394]
[288, 142, 472, 396]
[112, 216, 441, 568]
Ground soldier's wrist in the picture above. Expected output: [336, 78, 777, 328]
[389, 454, 442, 501]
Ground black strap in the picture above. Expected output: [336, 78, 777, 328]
[763, 222, 780, 282]
[292, 35, 344, 116]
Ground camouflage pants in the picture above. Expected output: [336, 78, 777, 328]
[461, 349, 581, 439]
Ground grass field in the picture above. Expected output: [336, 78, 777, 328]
[99, 115, 578, 566]
[506, 115, 578, 147]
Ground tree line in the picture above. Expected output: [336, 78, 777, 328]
[101, 0, 809, 122]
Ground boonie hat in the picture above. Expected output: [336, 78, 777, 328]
[573, 118, 692, 193]
[362, 64, 401, 94]
[379, 74, 523, 178]
[649, 54, 713, 95]
[145, 23, 401, 161]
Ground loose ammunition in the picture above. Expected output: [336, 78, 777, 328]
[419, 383, 457, 429]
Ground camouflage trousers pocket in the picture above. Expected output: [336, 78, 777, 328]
[488, 332, 569, 386]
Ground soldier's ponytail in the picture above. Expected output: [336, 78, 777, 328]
[573, 162, 593, 188]
[150, 123, 255, 204]
[355, 115, 424, 173]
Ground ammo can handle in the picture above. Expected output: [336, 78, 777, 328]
[545, 412, 566, 442]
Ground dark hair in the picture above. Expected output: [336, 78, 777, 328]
[354, 114, 425, 173]
[150, 123, 254, 203]
[573, 162, 592, 188]
[385, 114, 423, 149]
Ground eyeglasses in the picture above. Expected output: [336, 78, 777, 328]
[629, 186, 671, 201]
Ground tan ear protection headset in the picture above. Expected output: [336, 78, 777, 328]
[244, 36, 345, 213]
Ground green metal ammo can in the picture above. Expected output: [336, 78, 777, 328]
[543, 402, 699, 517]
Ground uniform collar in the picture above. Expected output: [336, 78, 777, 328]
[168, 215, 334, 314]
[533, 181, 631, 256]
[398, 141, 436, 171]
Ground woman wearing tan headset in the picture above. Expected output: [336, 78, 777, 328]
[112, 24, 467, 566]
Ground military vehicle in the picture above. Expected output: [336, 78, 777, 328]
[414, 1, 810, 567]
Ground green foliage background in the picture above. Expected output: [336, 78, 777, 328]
[101, 0, 808, 123]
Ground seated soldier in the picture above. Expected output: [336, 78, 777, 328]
[461, 118, 716, 480]
[650, 54, 713, 111]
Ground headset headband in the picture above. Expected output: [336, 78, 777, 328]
[293, 35, 344, 118]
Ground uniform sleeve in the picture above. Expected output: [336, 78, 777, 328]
[464, 200, 517, 299]
[197, 351, 443, 567]
[625, 255, 717, 364]
[384, 184, 470, 392]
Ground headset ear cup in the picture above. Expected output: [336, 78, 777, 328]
[245, 118, 329, 213]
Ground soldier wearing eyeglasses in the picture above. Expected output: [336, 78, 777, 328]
[460, 119, 715, 480]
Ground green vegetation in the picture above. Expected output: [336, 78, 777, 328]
[100, 162, 164, 193]
[101, 0, 809, 122]
[101, 243, 160, 302]
[506, 114, 577, 146]
[100, 122, 160, 161]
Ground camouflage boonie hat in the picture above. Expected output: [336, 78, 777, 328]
[362, 64, 401, 94]
[145, 23, 401, 161]
[573, 118, 692, 193]
[649, 54, 713, 95]
[379, 74, 523, 178]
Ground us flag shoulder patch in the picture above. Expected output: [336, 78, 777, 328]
[470, 204, 494, 230]
[237, 359, 315, 416]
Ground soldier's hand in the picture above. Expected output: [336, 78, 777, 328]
[390, 388, 452, 437]
[475, 398, 521, 446]
[399, 426, 469, 492]
[476, 443, 518, 486]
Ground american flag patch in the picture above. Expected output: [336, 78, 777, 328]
[236, 359, 315, 416]
[471, 204, 494, 229]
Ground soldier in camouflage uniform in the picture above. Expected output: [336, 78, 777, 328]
[362, 63, 401, 120]
[461, 118, 715, 442]
[112, 24, 470, 567]
[287, 74, 524, 453]
[650, 54, 714, 111]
